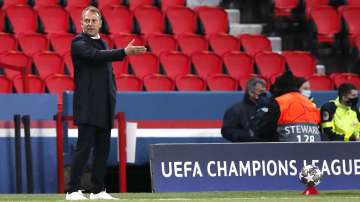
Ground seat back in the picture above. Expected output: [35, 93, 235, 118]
[128, 52, 159, 78]
[255, 51, 286, 79]
[13, 74, 45, 93]
[38, 6, 70, 34]
[160, 51, 191, 79]
[101, 5, 133, 34]
[209, 33, 240, 56]
[165, 6, 196, 35]
[0, 33, 17, 53]
[223, 51, 253, 79]
[239, 34, 272, 56]
[0, 51, 31, 79]
[49, 33, 74, 55]
[17, 33, 49, 55]
[33, 51, 64, 79]
[115, 74, 143, 91]
[147, 34, 177, 56]
[6, 5, 37, 33]
[134, 6, 164, 34]
[176, 33, 208, 55]
[191, 51, 223, 79]
[0, 75, 12, 93]
[333, 73, 360, 89]
[282, 51, 316, 77]
[195, 6, 228, 35]
[207, 74, 238, 91]
[176, 74, 206, 91]
[143, 74, 175, 91]
[45, 74, 74, 104]
[306, 74, 334, 90]
[128, 0, 154, 10]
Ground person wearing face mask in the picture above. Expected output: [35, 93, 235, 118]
[297, 77, 315, 104]
[255, 71, 321, 142]
[221, 78, 267, 142]
[320, 83, 360, 141]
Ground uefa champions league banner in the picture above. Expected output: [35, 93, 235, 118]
[150, 142, 360, 192]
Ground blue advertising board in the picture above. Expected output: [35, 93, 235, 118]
[150, 142, 360, 192]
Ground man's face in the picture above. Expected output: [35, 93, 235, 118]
[249, 83, 266, 101]
[81, 10, 102, 37]
[342, 89, 358, 105]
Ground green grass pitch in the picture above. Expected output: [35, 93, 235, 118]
[1, 190, 360, 202]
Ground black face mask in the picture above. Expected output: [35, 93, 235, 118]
[346, 97, 358, 107]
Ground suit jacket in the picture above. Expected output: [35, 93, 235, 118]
[71, 33, 125, 129]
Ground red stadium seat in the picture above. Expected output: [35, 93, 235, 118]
[5, 5, 38, 33]
[49, 33, 75, 55]
[128, 52, 159, 78]
[306, 74, 334, 90]
[341, 7, 360, 46]
[143, 74, 175, 91]
[147, 34, 177, 56]
[255, 51, 286, 79]
[176, 33, 208, 56]
[160, 51, 191, 80]
[37, 6, 70, 34]
[128, 0, 154, 10]
[332, 73, 360, 89]
[239, 34, 272, 56]
[45, 74, 74, 104]
[33, 51, 64, 79]
[282, 51, 316, 77]
[134, 6, 164, 34]
[0, 51, 31, 79]
[101, 5, 133, 34]
[0, 75, 12, 93]
[222, 51, 253, 79]
[191, 51, 223, 79]
[2, 0, 28, 9]
[194, 6, 228, 35]
[99, 33, 114, 49]
[65, 0, 91, 10]
[346, 0, 360, 6]
[310, 6, 341, 44]
[34, 0, 61, 9]
[115, 74, 143, 91]
[67, 6, 86, 33]
[0, 10, 5, 32]
[273, 0, 299, 17]
[304, 0, 329, 19]
[208, 33, 240, 56]
[112, 58, 128, 76]
[0, 33, 17, 53]
[111, 33, 145, 48]
[63, 51, 74, 77]
[207, 74, 238, 91]
[175, 74, 206, 91]
[13, 74, 46, 93]
[17, 33, 49, 55]
[161, 0, 186, 11]
[97, 0, 125, 9]
[165, 6, 196, 35]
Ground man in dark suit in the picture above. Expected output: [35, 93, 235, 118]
[66, 6, 146, 200]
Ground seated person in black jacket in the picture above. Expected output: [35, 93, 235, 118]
[221, 78, 267, 142]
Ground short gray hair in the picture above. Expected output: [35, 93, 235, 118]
[81, 6, 102, 20]
[245, 78, 266, 93]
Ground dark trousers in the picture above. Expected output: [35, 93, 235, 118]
[69, 124, 111, 193]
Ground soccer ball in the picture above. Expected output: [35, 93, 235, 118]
[299, 165, 322, 186]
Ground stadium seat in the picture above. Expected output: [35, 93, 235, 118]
[273, 0, 299, 17]
[0, 10, 5, 32]
[346, 0, 360, 6]
[0, 33, 17, 53]
[112, 58, 128, 76]
[208, 33, 240, 56]
[306, 74, 334, 90]
[207, 74, 238, 91]
[127, 52, 159, 78]
[63, 51, 74, 77]
[45, 74, 74, 104]
[0, 51, 31, 79]
[65, 0, 91, 10]
[310, 6, 341, 44]
[128, 0, 154, 10]
[159, 51, 191, 80]
[147, 34, 177, 56]
[332, 73, 360, 89]
[99, 33, 114, 49]
[165, 6, 196, 35]
[282, 51, 316, 77]
[304, 0, 329, 19]
[115, 74, 143, 91]
[97, 0, 125, 9]
[254, 51, 286, 79]
[17, 33, 49, 55]
[161, 0, 186, 11]
[33, 51, 64, 79]
[33, 0, 62, 9]
[191, 51, 223, 79]
[133, 6, 164, 34]
[37, 6, 70, 34]
[101, 5, 133, 34]
[176, 33, 208, 56]
[341, 7, 360, 46]
[67, 6, 86, 33]
[0, 75, 12, 93]
[49, 33, 75, 55]
[222, 51, 254, 80]
[239, 34, 272, 56]
[195, 6, 229, 35]
[13, 74, 46, 93]
[2, 0, 29, 9]
[111, 33, 145, 48]
[175, 74, 206, 91]
[143, 74, 175, 91]
[5, 5, 38, 33]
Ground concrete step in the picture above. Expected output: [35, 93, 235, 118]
[268, 37, 282, 52]
[186, 0, 222, 8]
[229, 23, 263, 35]
[225, 9, 240, 24]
